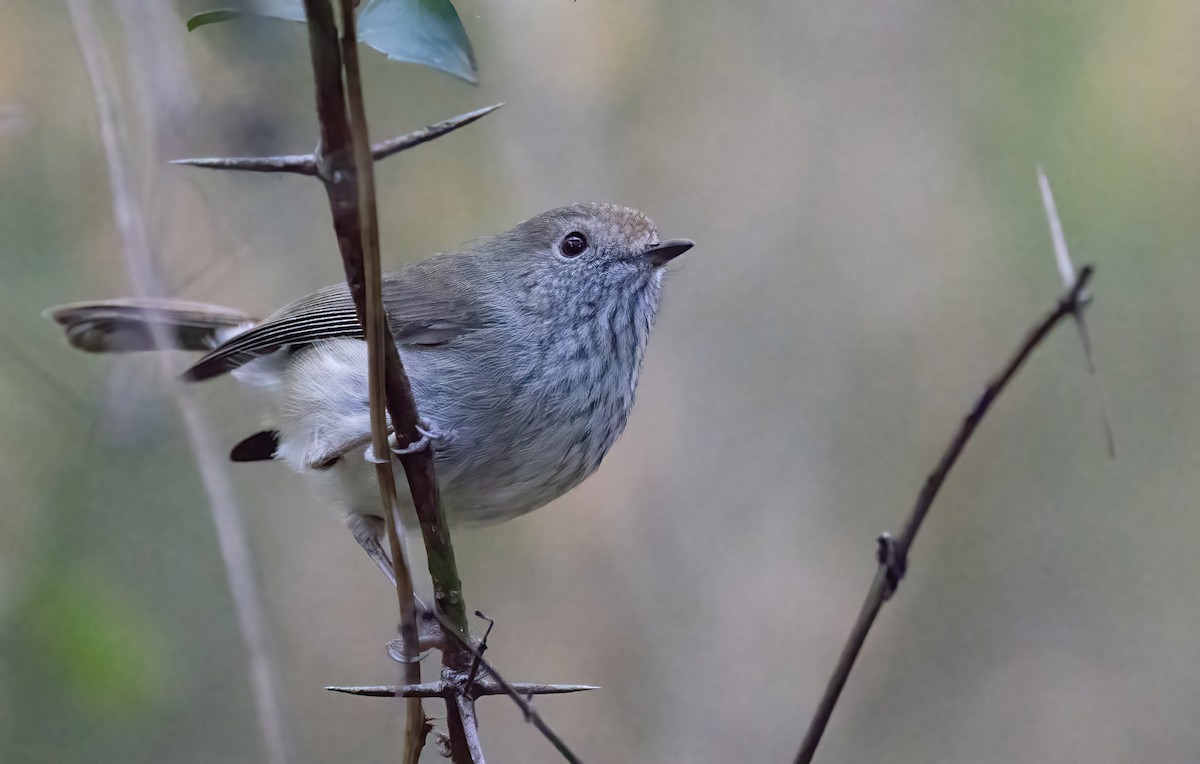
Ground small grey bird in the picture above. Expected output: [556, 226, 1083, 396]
[48, 203, 692, 579]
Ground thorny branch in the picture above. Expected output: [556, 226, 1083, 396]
[298, 1, 508, 761]
[794, 266, 1097, 764]
[175, 2, 587, 759]
[171, 103, 502, 175]
[429, 609, 588, 764]
[297, 0, 430, 761]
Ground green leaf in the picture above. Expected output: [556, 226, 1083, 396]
[357, 0, 478, 84]
[187, 0, 478, 85]
[186, 1, 306, 32]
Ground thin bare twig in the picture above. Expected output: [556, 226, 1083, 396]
[465, 610, 496, 689]
[170, 103, 502, 174]
[336, 4, 430, 762]
[326, 682, 599, 698]
[450, 692, 486, 764]
[172, 151, 319, 175]
[67, 3, 290, 763]
[794, 266, 1097, 764]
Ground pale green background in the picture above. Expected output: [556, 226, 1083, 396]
[2, 1, 1198, 762]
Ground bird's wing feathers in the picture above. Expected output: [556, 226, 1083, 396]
[184, 257, 493, 381]
[183, 285, 361, 381]
[47, 298, 254, 353]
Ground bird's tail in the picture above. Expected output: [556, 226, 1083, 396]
[45, 298, 255, 354]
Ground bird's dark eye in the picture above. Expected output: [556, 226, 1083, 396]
[560, 232, 588, 258]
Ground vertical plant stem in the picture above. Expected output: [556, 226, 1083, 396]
[335, 2, 427, 762]
[300, 0, 478, 760]
[297, 0, 427, 760]
[68, 3, 290, 763]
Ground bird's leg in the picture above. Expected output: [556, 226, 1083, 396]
[349, 515, 450, 662]
[347, 513, 396, 586]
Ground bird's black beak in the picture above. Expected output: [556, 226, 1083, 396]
[643, 238, 694, 266]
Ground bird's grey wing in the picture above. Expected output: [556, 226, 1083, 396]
[183, 285, 362, 380]
[184, 258, 491, 381]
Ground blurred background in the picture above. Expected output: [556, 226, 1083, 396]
[3, 1, 1199, 761]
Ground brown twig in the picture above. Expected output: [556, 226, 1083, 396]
[794, 266, 1097, 764]
[319, 8, 472, 661]
[341, 18, 432, 764]
[170, 103, 502, 175]
[67, 3, 290, 763]
[465, 610, 496, 689]
[450, 692, 486, 764]
[298, 0, 483, 760]
[297, 1, 428, 761]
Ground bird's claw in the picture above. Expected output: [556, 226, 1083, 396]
[391, 424, 448, 456]
[364, 425, 448, 462]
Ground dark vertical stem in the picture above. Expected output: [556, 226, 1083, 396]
[333, 3, 430, 763]
[299, 0, 477, 760]
[299, 1, 428, 761]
